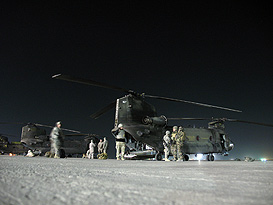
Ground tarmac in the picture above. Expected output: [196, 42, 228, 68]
[0, 155, 272, 205]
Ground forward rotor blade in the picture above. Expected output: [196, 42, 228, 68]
[35, 123, 81, 133]
[90, 101, 116, 119]
[52, 74, 130, 93]
[145, 95, 242, 113]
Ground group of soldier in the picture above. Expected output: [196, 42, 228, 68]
[163, 126, 186, 161]
[86, 137, 108, 159]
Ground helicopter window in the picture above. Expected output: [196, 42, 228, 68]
[209, 136, 212, 141]
[196, 136, 200, 141]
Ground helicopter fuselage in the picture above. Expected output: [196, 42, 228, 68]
[115, 95, 234, 158]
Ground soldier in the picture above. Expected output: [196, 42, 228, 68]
[88, 140, 96, 159]
[171, 126, 178, 161]
[163, 130, 171, 161]
[176, 126, 185, 161]
[113, 123, 126, 160]
[50, 121, 64, 158]
[98, 139, 103, 154]
[102, 137, 108, 154]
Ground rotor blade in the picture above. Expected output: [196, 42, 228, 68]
[90, 101, 116, 119]
[225, 119, 273, 127]
[168, 118, 211, 121]
[52, 74, 130, 93]
[34, 123, 81, 133]
[145, 94, 242, 113]
[0, 122, 26, 125]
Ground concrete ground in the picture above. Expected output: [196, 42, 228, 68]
[0, 156, 272, 205]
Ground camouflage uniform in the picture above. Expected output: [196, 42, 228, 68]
[88, 140, 95, 159]
[114, 124, 126, 160]
[102, 137, 108, 154]
[163, 131, 171, 161]
[50, 122, 64, 158]
[171, 126, 178, 161]
[98, 139, 103, 154]
[176, 127, 185, 160]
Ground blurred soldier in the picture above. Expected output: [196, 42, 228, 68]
[102, 137, 108, 154]
[163, 130, 171, 161]
[177, 126, 185, 161]
[88, 140, 96, 159]
[171, 126, 178, 161]
[113, 123, 126, 160]
[50, 121, 64, 159]
[98, 139, 103, 154]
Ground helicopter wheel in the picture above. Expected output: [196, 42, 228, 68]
[183, 154, 189, 161]
[207, 154, 214, 161]
[207, 155, 211, 161]
[155, 152, 162, 161]
[210, 155, 215, 161]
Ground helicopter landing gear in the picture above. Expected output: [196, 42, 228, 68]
[155, 152, 162, 161]
[207, 154, 214, 161]
[183, 154, 189, 161]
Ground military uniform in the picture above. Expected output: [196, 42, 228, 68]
[88, 140, 95, 159]
[171, 126, 178, 161]
[50, 122, 64, 158]
[102, 137, 108, 154]
[98, 140, 103, 154]
[176, 127, 185, 160]
[163, 131, 171, 161]
[114, 124, 126, 160]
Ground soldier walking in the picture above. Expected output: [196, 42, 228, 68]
[50, 121, 64, 158]
[163, 130, 171, 161]
[171, 126, 178, 161]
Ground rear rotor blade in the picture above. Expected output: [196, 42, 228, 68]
[168, 118, 211, 121]
[145, 94, 242, 113]
[52, 74, 130, 93]
[90, 101, 116, 119]
[225, 119, 273, 127]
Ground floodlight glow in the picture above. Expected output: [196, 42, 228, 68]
[261, 158, 267, 162]
[196, 154, 203, 160]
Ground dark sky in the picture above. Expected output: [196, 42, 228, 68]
[1, 1, 272, 159]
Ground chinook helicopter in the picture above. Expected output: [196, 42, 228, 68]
[0, 122, 99, 157]
[52, 74, 273, 161]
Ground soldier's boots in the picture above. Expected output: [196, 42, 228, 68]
[54, 154, 60, 159]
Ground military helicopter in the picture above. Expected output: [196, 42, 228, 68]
[52, 74, 273, 161]
[0, 122, 99, 157]
[0, 134, 29, 155]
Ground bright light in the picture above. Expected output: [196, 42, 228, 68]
[9, 153, 13, 156]
[196, 154, 203, 160]
[261, 158, 267, 162]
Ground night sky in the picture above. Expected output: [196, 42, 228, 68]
[1, 1, 272, 159]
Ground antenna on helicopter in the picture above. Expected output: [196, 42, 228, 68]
[52, 74, 242, 118]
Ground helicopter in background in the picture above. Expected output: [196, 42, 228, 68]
[0, 134, 29, 155]
[52, 74, 273, 161]
[0, 122, 99, 157]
